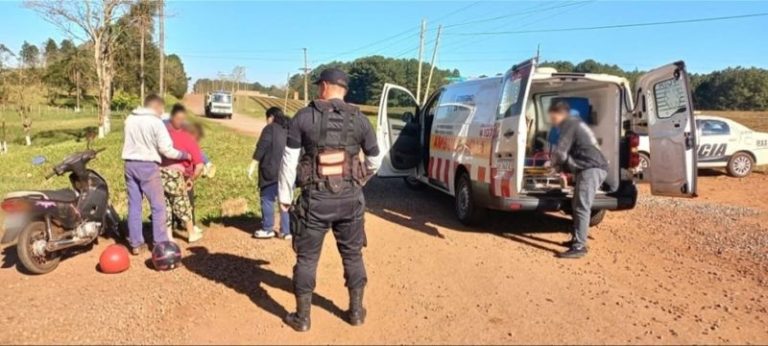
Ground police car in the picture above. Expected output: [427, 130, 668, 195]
[637, 115, 768, 178]
[375, 57, 698, 225]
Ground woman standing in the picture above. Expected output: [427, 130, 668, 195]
[248, 107, 291, 239]
[161, 104, 205, 243]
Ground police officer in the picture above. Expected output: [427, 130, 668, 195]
[278, 68, 381, 332]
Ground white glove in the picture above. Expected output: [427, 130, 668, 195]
[247, 160, 257, 179]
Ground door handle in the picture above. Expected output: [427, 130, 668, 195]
[503, 130, 515, 138]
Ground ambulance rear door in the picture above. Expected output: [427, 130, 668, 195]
[491, 58, 536, 198]
[376, 83, 421, 177]
[635, 61, 698, 197]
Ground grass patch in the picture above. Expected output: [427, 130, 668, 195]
[0, 110, 261, 225]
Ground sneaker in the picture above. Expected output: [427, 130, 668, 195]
[188, 229, 203, 243]
[253, 229, 276, 239]
[281, 234, 293, 240]
[130, 244, 146, 256]
[556, 246, 588, 259]
[194, 225, 205, 234]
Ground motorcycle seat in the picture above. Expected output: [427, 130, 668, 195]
[5, 189, 78, 202]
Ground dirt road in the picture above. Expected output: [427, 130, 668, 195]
[1, 112, 767, 343]
[184, 94, 267, 137]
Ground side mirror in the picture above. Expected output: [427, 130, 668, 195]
[401, 112, 414, 123]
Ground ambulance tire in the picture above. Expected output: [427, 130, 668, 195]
[589, 209, 607, 227]
[455, 172, 487, 226]
[403, 176, 425, 190]
[726, 152, 754, 178]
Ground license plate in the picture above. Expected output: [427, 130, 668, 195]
[3, 215, 25, 231]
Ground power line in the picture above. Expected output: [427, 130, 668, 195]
[450, 12, 768, 36]
[442, 1, 588, 29]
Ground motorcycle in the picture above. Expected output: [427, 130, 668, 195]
[1, 149, 119, 274]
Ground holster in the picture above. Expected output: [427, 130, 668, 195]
[289, 194, 309, 238]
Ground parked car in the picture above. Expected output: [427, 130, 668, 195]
[637, 115, 768, 178]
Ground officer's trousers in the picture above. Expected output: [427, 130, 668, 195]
[292, 186, 367, 296]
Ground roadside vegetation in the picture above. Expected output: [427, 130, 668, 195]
[0, 109, 260, 225]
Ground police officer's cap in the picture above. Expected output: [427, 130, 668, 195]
[314, 68, 349, 89]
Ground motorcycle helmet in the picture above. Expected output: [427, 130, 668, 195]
[151, 241, 182, 271]
[99, 244, 130, 274]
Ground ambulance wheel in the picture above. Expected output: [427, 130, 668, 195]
[403, 176, 425, 190]
[455, 172, 486, 226]
[727, 152, 753, 178]
[589, 209, 607, 227]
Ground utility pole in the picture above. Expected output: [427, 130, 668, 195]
[416, 19, 426, 104]
[158, 0, 165, 98]
[284, 72, 290, 111]
[302, 47, 309, 106]
[423, 25, 442, 104]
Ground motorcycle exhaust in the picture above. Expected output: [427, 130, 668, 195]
[45, 236, 93, 252]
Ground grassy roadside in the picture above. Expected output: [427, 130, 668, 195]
[0, 109, 261, 226]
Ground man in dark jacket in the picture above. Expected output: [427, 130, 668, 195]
[548, 100, 608, 259]
[248, 107, 291, 239]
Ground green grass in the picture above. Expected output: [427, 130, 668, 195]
[0, 109, 261, 225]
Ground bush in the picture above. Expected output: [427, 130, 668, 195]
[111, 90, 140, 111]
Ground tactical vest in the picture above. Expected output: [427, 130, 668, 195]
[297, 103, 368, 193]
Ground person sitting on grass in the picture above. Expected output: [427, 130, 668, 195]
[248, 106, 292, 240]
[161, 104, 205, 243]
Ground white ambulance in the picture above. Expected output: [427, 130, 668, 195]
[375, 58, 698, 225]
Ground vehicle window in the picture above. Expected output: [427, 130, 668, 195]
[423, 91, 442, 120]
[653, 77, 687, 119]
[498, 71, 530, 119]
[435, 93, 474, 123]
[386, 88, 417, 120]
[212, 94, 232, 104]
[699, 119, 730, 136]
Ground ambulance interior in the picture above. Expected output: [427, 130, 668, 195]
[522, 76, 622, 194]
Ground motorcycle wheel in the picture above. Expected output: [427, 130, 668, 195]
[17, 221, 61, 275]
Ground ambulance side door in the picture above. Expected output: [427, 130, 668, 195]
[491, 58, 536, 197]
[636, 61, 698, 197]
[376, 83, 421, 177]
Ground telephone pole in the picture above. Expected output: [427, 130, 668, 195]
[423, 25, 442, 104]
[416, 19, 426, 104]
[158, 0, 165, 98]
[302, 48, 309, 106]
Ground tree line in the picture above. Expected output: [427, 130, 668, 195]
[0, 0, 190, 141]
[541, 59, 768, 111]
[193, 56, 461, 106]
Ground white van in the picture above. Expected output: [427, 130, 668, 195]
[205, 91, 233, 119]
[375, 58, 698, 225]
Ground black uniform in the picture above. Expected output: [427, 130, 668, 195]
[287, 98, 379, 296]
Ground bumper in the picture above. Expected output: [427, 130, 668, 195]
[484, 182, 638, 212]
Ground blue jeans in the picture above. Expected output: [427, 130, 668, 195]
[260, 183, 290, 234]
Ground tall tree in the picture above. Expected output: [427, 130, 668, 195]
[20, 41, 40, 68]
[164, 54, 188, 99]
[42, 38, 59, 67]
[0, 44, 13, 153]
[26, 0, 133, 138]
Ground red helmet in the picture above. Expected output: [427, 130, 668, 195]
[151, 241, 182, 271]
[99, 244, 130, 274]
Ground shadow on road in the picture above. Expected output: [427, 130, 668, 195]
[182, 246, 345, 321]
[201, 214, 259, 235]
[364, 178, 574, 254]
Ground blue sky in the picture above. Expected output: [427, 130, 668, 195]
[1, 1, 766, 86]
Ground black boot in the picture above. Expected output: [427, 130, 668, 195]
[347, 287, 367, 326]
[284, 294, 312, 332]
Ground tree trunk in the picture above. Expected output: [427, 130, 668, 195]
[1, 119, 6, 154]
[158, 0, 165, 98]
[139, 19, 145, 101]
[94, 37, 113, 138]
[75, 70, 81, 112]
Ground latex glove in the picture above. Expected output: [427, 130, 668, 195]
[247, 160, 257, 179]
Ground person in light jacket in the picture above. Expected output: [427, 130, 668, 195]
[122, 94, 189, 255]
